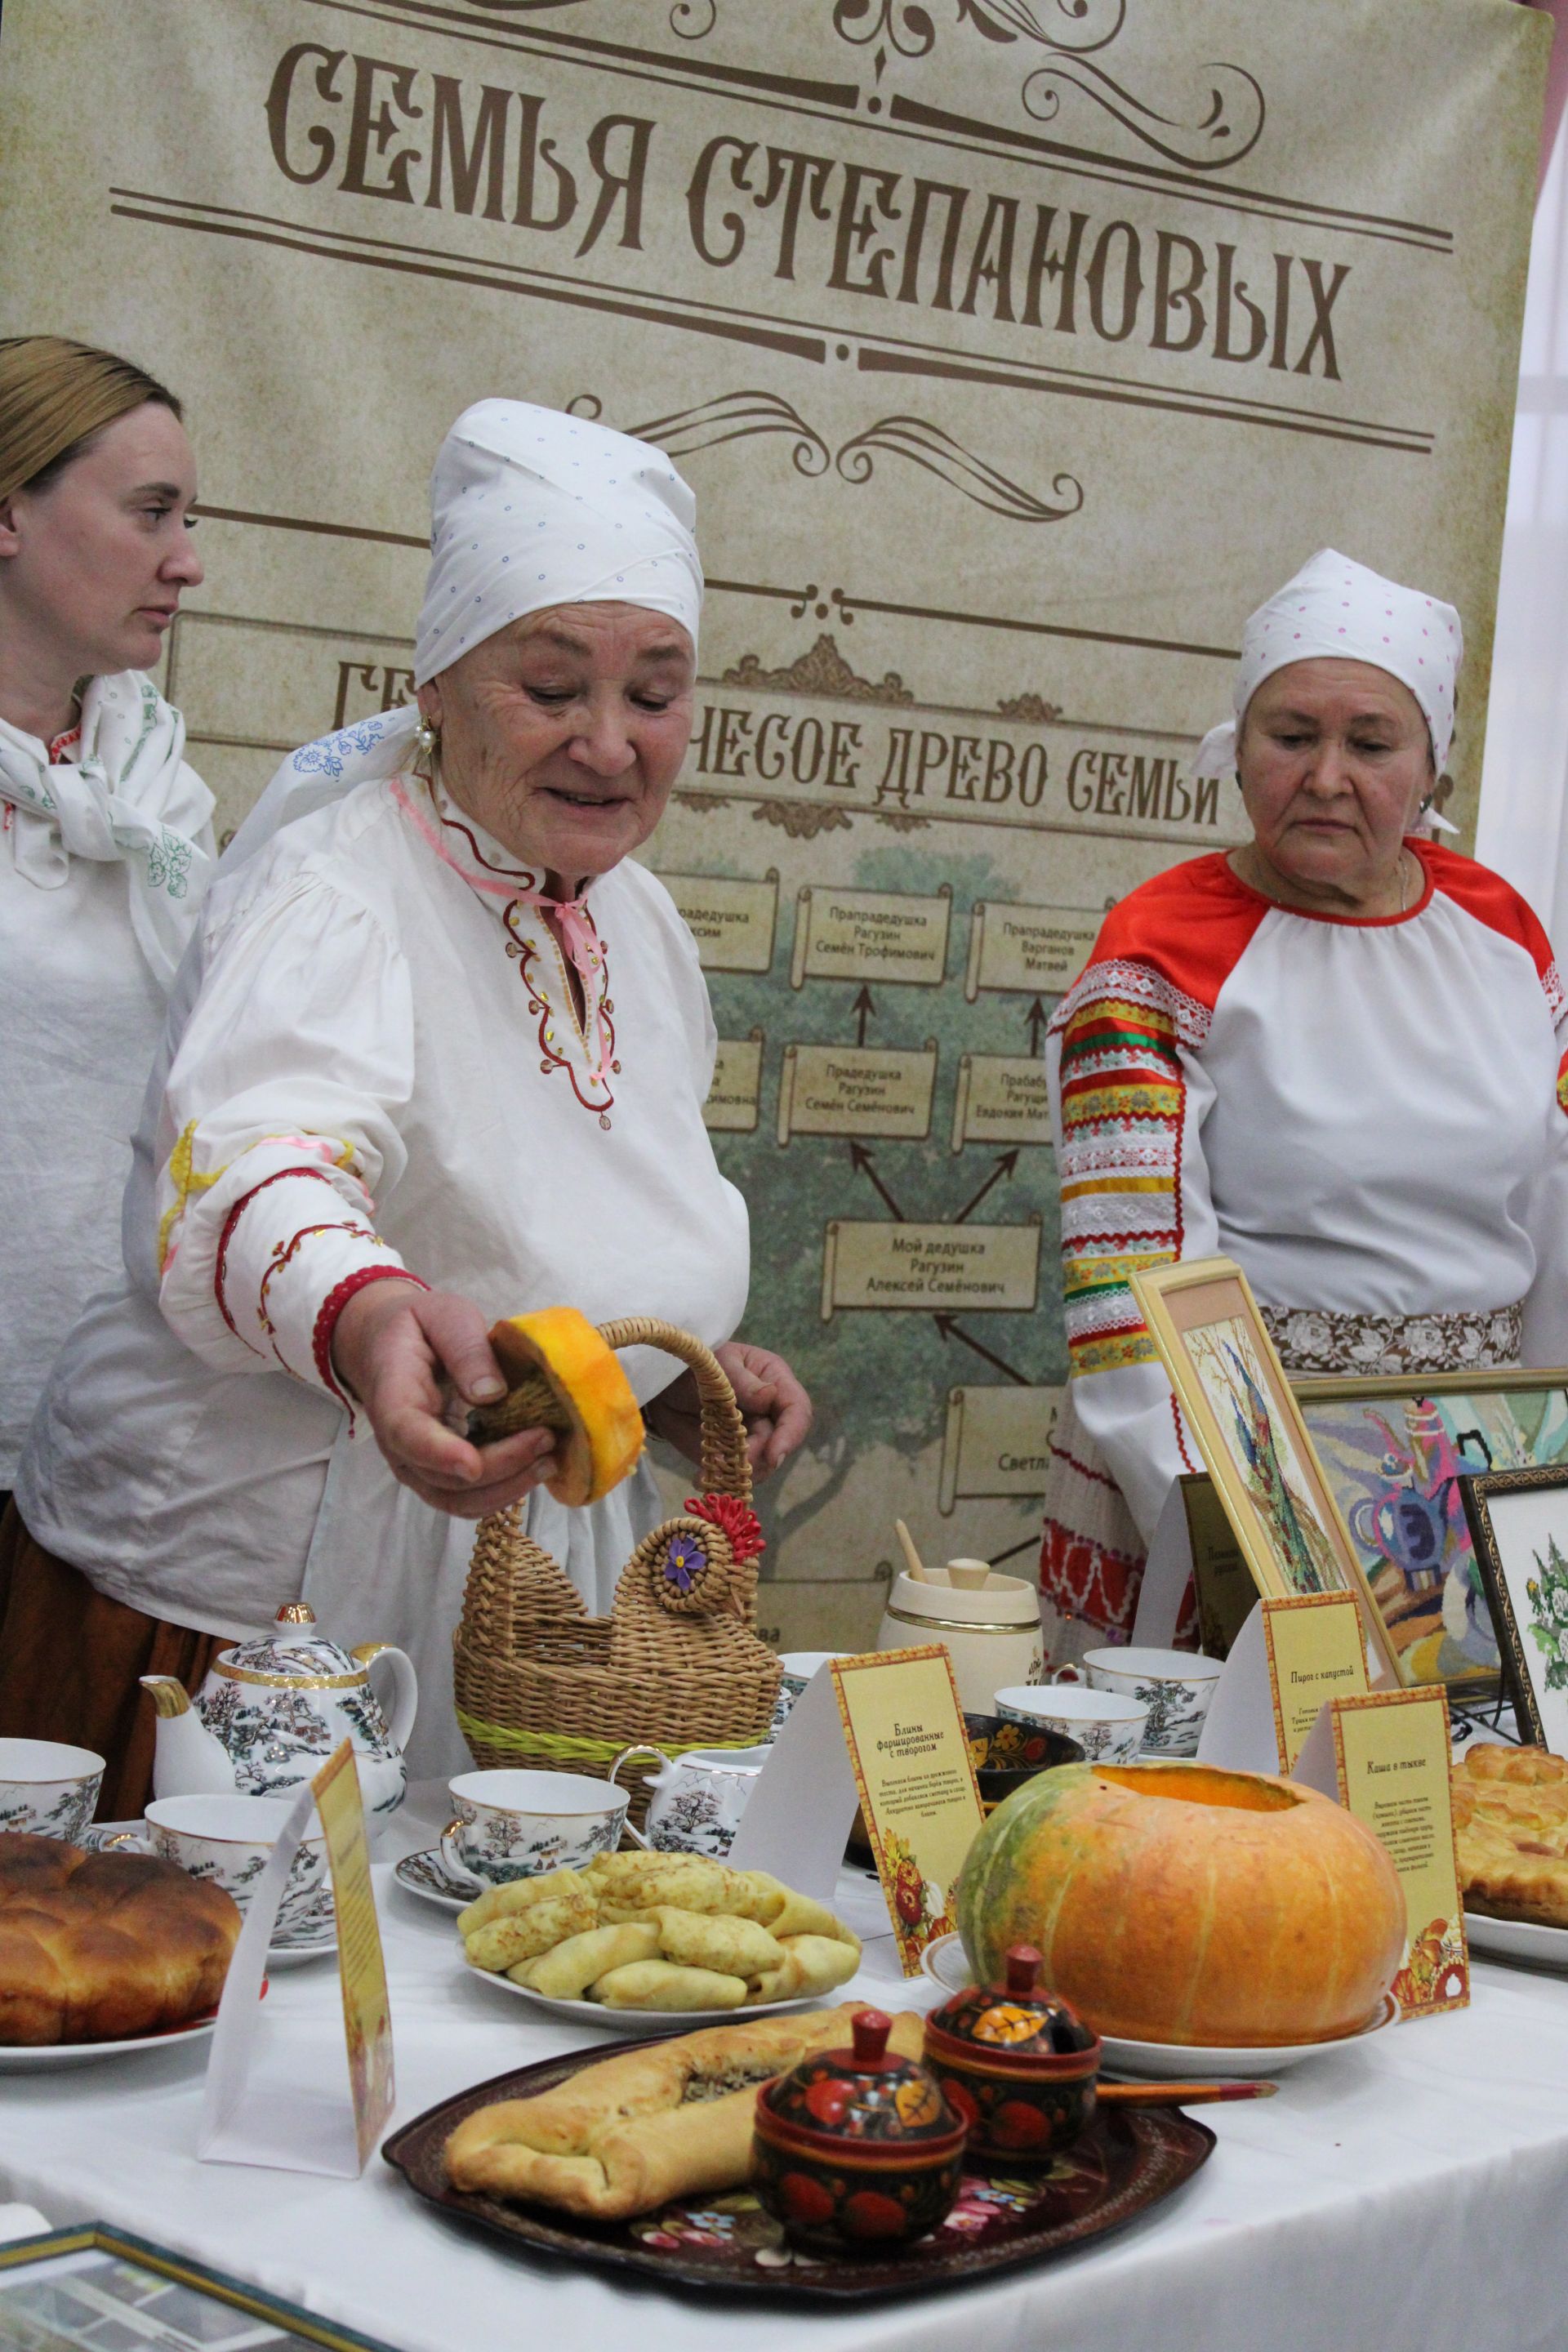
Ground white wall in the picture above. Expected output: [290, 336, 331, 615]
[1477, 109, 1568, 947]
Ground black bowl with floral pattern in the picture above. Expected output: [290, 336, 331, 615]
[964, 1713, 1084, 1810]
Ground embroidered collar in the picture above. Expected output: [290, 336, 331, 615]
[392, 771, 618, 1126]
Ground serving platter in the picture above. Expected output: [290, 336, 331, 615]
[465, 1958, 835, 2034]
[383, 2039, 1214, 2301]
[1463, 1908, 1568, 1971]
[919, 1936, 1398, 2077]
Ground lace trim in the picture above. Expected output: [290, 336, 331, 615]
[1260, 1303, 1524, 1379]
[1048, 956, 1214, 1052]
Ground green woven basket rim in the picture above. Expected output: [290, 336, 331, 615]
[453, 1711, 770, 1765]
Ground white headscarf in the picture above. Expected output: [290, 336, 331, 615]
[223, 401, 702, 871]
[1192, 548, 1463, 833]
[0, 670, 213, 986]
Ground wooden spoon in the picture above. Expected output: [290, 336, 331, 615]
[894, 1518, 929, 1584]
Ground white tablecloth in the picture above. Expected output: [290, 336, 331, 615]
[3, 1785, 1567, 2352]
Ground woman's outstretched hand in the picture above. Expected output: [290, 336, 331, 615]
[647, 1339, 813, 1477]
[331, 1279, 556, 1517]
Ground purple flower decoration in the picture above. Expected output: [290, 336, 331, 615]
[663, 1534, 702, 1594]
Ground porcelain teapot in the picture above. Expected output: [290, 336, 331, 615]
[140, 1602, 417, 1820]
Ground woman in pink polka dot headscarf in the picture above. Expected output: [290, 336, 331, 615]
[1039, 546, 1568, 1676]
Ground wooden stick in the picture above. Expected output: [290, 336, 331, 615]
[1097, 2079, 1276, 2108]
[893, 1519, 929, 1584]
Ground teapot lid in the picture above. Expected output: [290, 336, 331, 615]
[219, 1603, 365, 1685]
[759, 2010, 962, 2150]
[926, 1947, 1098, 2062]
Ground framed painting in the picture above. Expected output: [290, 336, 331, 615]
[1129, 1256, 1400, 1682]
[1462, 1467, 1568, 1753]
[0, 2225, 394, 2352]
[1293, 1369, 1568, 1697]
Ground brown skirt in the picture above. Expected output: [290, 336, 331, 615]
[0, 1503, 220, 1822]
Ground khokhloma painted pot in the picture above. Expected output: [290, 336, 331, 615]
[956, 1759, 1405, 2047]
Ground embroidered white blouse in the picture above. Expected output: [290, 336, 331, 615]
[1040, 844, 1568, 1637]
[16, 773, 751, 1774]
[0, 707, 213, 1482]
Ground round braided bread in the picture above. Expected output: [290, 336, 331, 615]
[0, 1833, 241, 2044]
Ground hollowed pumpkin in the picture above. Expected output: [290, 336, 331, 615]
[955, 1759, 1405, 2047]
[480, 1307, 644, 1508]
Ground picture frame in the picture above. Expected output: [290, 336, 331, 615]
[1291, 1366, 1568, 1699]
[1460, 1466, 1568, 1752]
[1129, 1255, 1400, 1682]
[0, 2223, 395, 2352]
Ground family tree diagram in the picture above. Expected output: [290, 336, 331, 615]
[644, 633, 1237, 1626]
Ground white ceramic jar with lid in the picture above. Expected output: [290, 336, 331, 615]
[874, 1557, 1044, 1713]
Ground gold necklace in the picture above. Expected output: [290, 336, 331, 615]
[1236, 844, 1413, 918]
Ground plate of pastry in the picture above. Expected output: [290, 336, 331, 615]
[0, 1831, 242, 2067]
[457, 1851, 864, 2030]
[384, 2006, 1215, 2300]
[1452, 1742, 1568, 1968]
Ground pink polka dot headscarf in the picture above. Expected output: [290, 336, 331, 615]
[413, 399, 703, 687]
[1192, 547, 1462, 792]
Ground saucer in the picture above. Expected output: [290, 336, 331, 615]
[268, 1924, 339, 1967]
[394, 1846, 470, 1913]
[919, 1935, 1399, 2074]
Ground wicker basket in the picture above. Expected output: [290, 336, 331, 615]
[452, 1316, 782, 1825]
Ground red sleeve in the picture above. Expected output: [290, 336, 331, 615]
[1065, 852, 1270, 1018]
[1423, 844, 1564, 1023]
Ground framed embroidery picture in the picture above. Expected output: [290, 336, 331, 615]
[1129, 1256, 1400, 1683]
[1292, 1369, 1568, 1698]
[1460, 1468, 1568, 1752]
[0, 2224, 395, 2352]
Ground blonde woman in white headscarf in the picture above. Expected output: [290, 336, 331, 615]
[1040, 548, 1568, 1665]
[0, 337, 210, 1500]
[3, 399, 810, 1812]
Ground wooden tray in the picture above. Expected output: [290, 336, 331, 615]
[382, 2041, 1214, 2303]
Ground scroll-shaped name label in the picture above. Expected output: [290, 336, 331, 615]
[964, 902, 1100, 1000]
[821, 1218, 1041, 1317]
[791, 885, 952, 988]
[660, 871, 779, 973]
[777, 1042, 938, 1141]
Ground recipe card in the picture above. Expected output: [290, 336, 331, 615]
[201, 1741, 394, 2176]
[313, 1741, 396, 2169]
[1263, 1592, 1370, 1771]
[832, 1646, 986, 1976]
[1296, 1688, 1468, 2021]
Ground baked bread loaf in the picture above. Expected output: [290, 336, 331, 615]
[0, 1833, 242, 2045]
[445, 2003, 925, 2218]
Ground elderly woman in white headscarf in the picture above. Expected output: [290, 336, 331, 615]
[1, 399, 810, 1812]
[1039, 546, 1568, 1655]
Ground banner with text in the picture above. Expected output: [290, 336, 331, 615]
[0, 0, 1544, 1646]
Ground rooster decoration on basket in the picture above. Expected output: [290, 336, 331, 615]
[452, 1310, 782, 1825]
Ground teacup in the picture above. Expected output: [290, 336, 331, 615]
[993, 1684, 1148, 1765]
[768, 1652, 850, 1739]
[0, 1738, 105, 1844]
[143, 1793, 333, 1942]
[441, 1768, 628, 1891]
[1077, 1646, 1223, 1758]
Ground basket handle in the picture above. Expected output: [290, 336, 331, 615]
[598, 1317, 751, 1506]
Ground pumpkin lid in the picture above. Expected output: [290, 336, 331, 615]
[758, 2009, 963, 2151]
[926, 1945, 1098, 2060]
